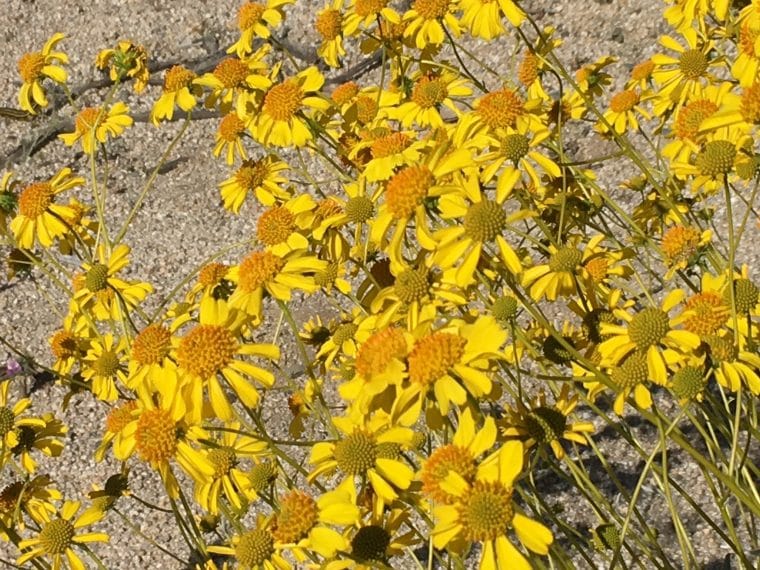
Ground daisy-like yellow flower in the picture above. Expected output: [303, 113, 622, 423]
[316, 0, 346, 68]
[272, 480, 361, 562]
[196, 47, 272, 114]
[17, 33, 68, 114]
[151, 65, 202, 125]
[325, 507, 418, 569]
[420, 407, 497, 504]
[501, 384, 594, 460]
[670, 128, 751, 194]
[228, 248, 327, 322]
[344, 0, 401, 36]
[112, 396, 214, 498]
[351, 128, 424, 182]
[56, 198, 98, 256]
[338, 320, 412, 415]
[254, 66, 331, 148]
[403, 0, 462, 50]
[313, 178, 376, 248]
[704, 333, 760, 395]
[71, 244, 153, 322]
[96, 40, 149, 93]
[433, 440, 553, 570]
[599, 289, 701, 385]
[220, 155, 290, 212]
[176, 297, 279, 421]
[59, 102, 133, 155]
[370, 144, 472, 272]
[522, 239, 595, 302]
[368, 258, 468, 330]
[11, 412, 66, 474]
[0, 475, 62, 538]
[454, 87, 545, 141]
[661, 82, 737, 164]
[732, 14, 760, 87]
[17, 500, 108, 570]
[126, 322, 177, 397]
[208, 515, 291, 570]
[94, 399, 137, 462]
[9, 167, 83, 249]
[660, 224, 711, 278]
[214, 111, 251, 165]
[389, 71, 472, 129]
[195, 424, 268, 514]
[650, 27, 723, 115]
[309, 412, 415, 507]
[393, 316, 506, 422]
[478, 121, 560, 201]
[432, 172, 524, 287]
[256, 194, 316, 255]
[49, 314, 91, 376]
[229, 0, 294, 56]
[81, 334, 129, 402]
[0, 380, 46, 458]
[596, 88, 650, 135]
[679, 272, 729, 340]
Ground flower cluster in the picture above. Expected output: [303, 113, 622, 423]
[2, 0, 760, 568]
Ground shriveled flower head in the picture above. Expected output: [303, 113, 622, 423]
[96, 40, 149, 93]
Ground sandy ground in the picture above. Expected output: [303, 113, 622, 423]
[0, 0, 756, 568]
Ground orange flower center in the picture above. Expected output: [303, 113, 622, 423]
[518, 52, 538, 86]
[76, 107, 104, 132]
[135, 407, 177, 464]
[371, 132, 410, 158]
[678, 49, 708, 80]
[263, 80, 304, 121]
[218, 113, 246, 142]
[18, 182, 53, 218]
[408, 332, 466, 386]
[50, 330, 78, 360]
[316, 9, 342, 40]
[238, 250, 286, 292]
[458, 481, 514, 541]
[584, 256, 609, 284]
[332, 81, 359, 105]
[739, 23, 760, 56]
[132, 324, 171, 366]
[609, 89, 638, 113]
[164, 65, 196, 92]
[17, 52, 45, 83]
[198, 262, 229, 287]
[741, 83, 760, 123]
[236, 159, 269, 190]
[355, 0, 388, 18]
[683, 291, 728, 337]
[630, 59, 654, 81]
[178, 324, 238, 379]
[421, 444, 476, 503]
[355, 327, 407, 378]
[385, 165, 433, 219]
[674, 99, 718, 141]
[106, 400, 137, 433]
[413, 0, 450, 20]
[238, 2, 267, 29]
[213, 58, 249, 89]
[355, 95, 378, 124]
[257, 206, 295, 246]
[411, 76, 448, 109]
[477, 88, 524, 130]
[272, 491, 318, 543]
